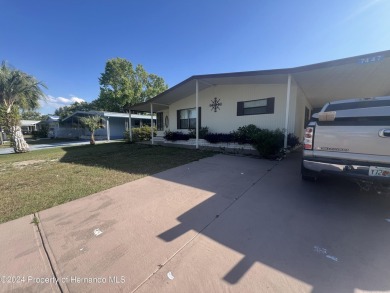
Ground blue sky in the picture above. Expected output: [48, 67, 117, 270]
[1, 0, 389, 114]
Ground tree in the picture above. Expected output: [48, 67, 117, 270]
[79, 115, 104, 145]
[21, 110, 42, 120]
[54, 101, 98, 119]
[41, 114, 50, 121]
[94, 58, 168, 112]
[0, 62, 46, 153]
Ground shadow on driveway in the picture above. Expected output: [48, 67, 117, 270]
[154, 153, 390, 293]
[44, 145, 390, 292]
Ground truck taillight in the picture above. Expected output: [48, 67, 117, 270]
[304, 127, 314, 150]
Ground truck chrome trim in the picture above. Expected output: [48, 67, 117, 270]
[379, 129, 390, 138]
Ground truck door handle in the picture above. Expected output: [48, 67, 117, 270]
[379, 129, 390, 137]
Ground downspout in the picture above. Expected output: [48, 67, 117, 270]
[195, 79, 199, 149]
[284, 74, 292, 149]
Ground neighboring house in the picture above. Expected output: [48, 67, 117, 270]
[37, 115, 60, 137]
[58, 111, 155, 140]
[131, 50, 390, 148]
[20, 120, 41, 134]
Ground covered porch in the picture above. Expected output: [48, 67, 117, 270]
[59, 111, 155, 140]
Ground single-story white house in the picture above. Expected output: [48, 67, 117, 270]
[58, 111, 155, 140]
[131, 50, 390, 148]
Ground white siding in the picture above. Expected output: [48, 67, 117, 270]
[168, 83, 291, 133]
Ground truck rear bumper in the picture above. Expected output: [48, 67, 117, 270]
[303, 158, 390, 183]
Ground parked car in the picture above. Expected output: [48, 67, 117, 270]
[301, 96, 390, 193]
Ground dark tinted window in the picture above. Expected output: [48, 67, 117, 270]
[237, 97, 275, 116]
[177, 108, 201, 130]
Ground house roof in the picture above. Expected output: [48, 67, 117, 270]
[20, 120, 41, 126]
[37, 115, 60, 125]
[131, 50, 390, 111]
[47, 115, 60, 121]
[61, 111, 155, 122]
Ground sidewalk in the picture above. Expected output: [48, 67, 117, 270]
[0, 215, 60, 292]
[0, 140, 122, 155]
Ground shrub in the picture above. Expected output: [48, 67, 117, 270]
[204, 133, 234, 143]
[252, 129, 285, 158]
[232, 124, 261, 144]
[124, 131, 130, 142]
[32, 125, 49, 139]
[287, 133, 300, 148]
[31, 131, 40, 139]
[124, 125, 156, 143]
[188, 126, 209, 139]
[164, 131, 190, 141]
[133, 126, 156, 141]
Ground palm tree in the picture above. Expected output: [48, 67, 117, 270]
[0, 61, 47, 153]
[79, 115, 105, 145]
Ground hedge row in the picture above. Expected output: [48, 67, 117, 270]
[163, 124, 300, 158]
[124, 125, 156, 142]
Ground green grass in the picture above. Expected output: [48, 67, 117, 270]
[0, 142, 214, 223]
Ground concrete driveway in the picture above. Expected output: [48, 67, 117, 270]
[1, 153, 389, 293]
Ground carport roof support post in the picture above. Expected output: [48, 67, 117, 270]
[196, 79, 199, 149]
[150, 103, 154, 145]
[284, 74, 292, 149]
[106, 117, 110, 141]
[128, 111, 132, 142]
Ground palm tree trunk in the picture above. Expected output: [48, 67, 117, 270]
[10, 125, 29, 153]
[90, 131, 95, 145]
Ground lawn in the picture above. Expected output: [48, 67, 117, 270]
[0, 142, 214, 223]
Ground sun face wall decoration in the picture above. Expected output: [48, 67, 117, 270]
[209, 97, 222, 112]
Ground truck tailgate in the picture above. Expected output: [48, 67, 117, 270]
[314, 125, 390, 157]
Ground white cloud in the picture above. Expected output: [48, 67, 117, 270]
[56, 97, 70, 104]
[38, 94, 86, 114]
[46, 95, 85, 105]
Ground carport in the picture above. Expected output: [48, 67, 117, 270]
[292, 53, 390, 108]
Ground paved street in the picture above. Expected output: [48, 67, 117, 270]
[0, 140, 118, 155]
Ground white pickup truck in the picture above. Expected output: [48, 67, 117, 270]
[301, 96, 390, 193]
